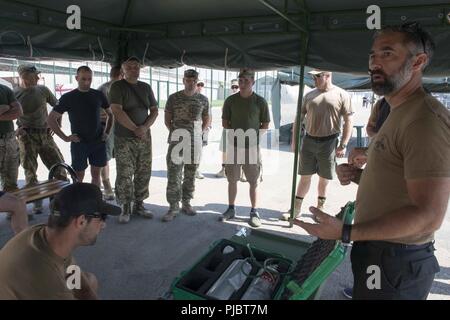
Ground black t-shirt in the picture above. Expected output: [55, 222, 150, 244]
[53, 89, 108, 142]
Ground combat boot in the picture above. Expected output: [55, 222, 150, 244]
[181, 202, 197, 216]
[162, 203, 179, 222]
[133, 201, 153, 219]
[118, 203, 131, 224]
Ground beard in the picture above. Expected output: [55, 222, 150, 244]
[371, 58, 413, 96]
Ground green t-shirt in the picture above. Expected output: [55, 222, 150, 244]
[0, 84, 17, 134]
[222, 92, 270, 147]
[109, 79, 158, 138]
[15, 85, 58, 128]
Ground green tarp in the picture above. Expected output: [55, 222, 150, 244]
[0, 0, 449, 75]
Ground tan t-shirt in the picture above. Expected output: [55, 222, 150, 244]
[301, 86, 352, 137]
[356, 89, 450, 245]
[0, 224, 76, 299]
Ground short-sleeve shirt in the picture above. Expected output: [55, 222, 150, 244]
[301, 86, 352, 137]
[356, 89, 450, 245]
[0, 224, 76, 299]
[14, 85, 58, 128]
[53, 89, 108, 143]
[0, 84, 18, 134]
[222, 92, 270, 147]
[109, 79, 158, 138]
[165, 91, 209, 145]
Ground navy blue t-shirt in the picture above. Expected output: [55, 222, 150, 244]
[53, 89, 108, 143]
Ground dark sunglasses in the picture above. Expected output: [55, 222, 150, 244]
[231, 85, 239, 89]
[196, 83, 204, 87]
[399, 21, 427, 54]
[84, 213, 108, 221]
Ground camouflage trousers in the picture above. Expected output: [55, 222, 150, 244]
[0, 134, 19, 191]
[18, 132, 66, 186]
[114, 134, 152, 205]
[166, 143, 199, 207]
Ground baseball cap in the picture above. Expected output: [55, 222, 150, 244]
[50, 183, 121, 219]
[308, 69, 330, 75]
[238, 68, 255, 78]
[122, 56, 143, 67]
[17, 64, 40, 76]
[184, 69, 199, 79]
[197, 79, 205, 86]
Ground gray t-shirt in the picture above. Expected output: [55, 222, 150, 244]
[109, 79, 158, 138]
[14, 85, 58, 128]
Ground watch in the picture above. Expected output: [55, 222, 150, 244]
[340, 143, 347, 149]
[341, 224, 352, 245]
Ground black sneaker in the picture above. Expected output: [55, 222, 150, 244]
[219, 207, 236, 221]
[249, 211, 262, 228]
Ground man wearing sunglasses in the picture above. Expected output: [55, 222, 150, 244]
[281, 69, 353, 221]
[296, 22, 450, 300]
[0, 183, 121, 299]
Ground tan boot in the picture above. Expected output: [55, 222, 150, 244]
[181, 202, 197, 216]
[280, 198, 303, 221]
[162, 208, 179, 222]
[133, 201, 153, 219]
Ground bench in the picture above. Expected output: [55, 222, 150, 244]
[12, 163, 78, 204]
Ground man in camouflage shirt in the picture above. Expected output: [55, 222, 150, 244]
[109, 57, 159, 224]
[14, 65, 66, 215]
[162, 69, 210, 222]
[0, 84, 22, 192]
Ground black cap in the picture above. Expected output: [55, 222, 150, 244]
[50, 183, 121, 218]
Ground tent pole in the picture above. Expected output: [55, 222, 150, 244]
[289, 30, 309, 227]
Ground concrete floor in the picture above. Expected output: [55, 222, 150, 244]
[1, 104, 449, 300]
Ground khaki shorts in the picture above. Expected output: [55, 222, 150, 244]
[225, 147, 261, 185]
[298, 135, 338, 180]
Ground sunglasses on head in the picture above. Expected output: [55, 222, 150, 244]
[399, 21, 427, 55]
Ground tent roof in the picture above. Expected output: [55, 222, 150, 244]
[0, 0, 449, 75]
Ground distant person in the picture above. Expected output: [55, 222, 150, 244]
[219, 69, 270, 228]
[280, 70, 353, 221]
[194, 79, 210, 179]
[14, 64, 67, 216]
[0, 83, 23, 193]
[97, 66, 122, 200]
[109, 57, 159, 224]
[162, 70, 210, 222]
[48, 66, 113, 187]
[0, 183, 121, 299]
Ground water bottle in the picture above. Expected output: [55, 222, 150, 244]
[206, 259, 252, 300]
[241, 267, 279, 300]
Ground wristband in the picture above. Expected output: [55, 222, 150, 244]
[342, 224, 352, 245]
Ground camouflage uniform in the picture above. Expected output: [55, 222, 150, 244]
[0, 84, 19, 192]
[165, 90, 209, 208]
[114, 132, 152, 204]
[0, 132, 19, 192]
[109, 79, 158, 206]
[15, 85, 66, 186]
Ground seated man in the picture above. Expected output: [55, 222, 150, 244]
[0, 191, 28, 234]
[0, 183, 121, 299]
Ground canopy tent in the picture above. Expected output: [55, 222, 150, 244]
[0, 0, 449, 75]
[1, 0, 449, 222]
